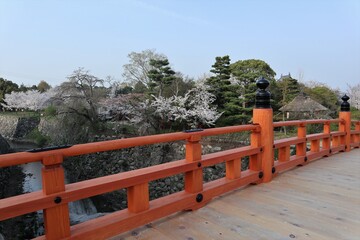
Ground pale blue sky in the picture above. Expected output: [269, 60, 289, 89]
[0, 0, 359, 91]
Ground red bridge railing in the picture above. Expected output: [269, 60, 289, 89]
[0, 80, 359, 240]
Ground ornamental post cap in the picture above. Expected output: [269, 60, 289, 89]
[256, 76, 270, 90]
[255, 76, 271, 109]
[340, 94, 350, 112]
[341, 94, 350, 102]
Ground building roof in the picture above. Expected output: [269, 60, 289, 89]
[279, 93, 329, 112]
[278, 73, 292, 81]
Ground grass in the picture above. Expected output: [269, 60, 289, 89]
[0, 111, 40, 118]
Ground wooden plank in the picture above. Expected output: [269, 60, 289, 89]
[127, 183, 149, 213]
[274, 155, 305, 173]
[253, 108, 274, 182]
[185, 136, 203, 194]
[307, 133, 330, 141]
[274, 137, 304, 149]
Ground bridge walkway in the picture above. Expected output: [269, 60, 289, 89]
[112, 149, 360, 240]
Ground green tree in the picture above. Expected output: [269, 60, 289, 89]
[162, 73, 195, 97]
[230, 59, 276, 122]
[148, 58, 176, 97]
[206, 55, 243, 125]
[303, 83, 340, 117]
[37, 80, 51, 92]
[277, 74, 300, 106]
[0, 78, 19, 109]
[133, 81, 148, 94]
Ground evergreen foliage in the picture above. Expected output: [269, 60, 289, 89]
[148, 59, 176, 97]
[276, 74, 300, 105]
[230, 59, 276, 123]
[206, 56, 243, 125]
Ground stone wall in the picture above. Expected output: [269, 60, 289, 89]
[0, 115, 40, 140]
[0, 115, 18, 139]
[0, 134, 10, 154]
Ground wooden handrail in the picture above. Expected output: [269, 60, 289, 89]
[273, 119, 342, 127]
[0, 124, 259, 168]
[0, 113, 359, 239]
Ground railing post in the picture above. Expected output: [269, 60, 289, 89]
[226, 157, 241, 180]
[249, 126, 262, 170]
[323, 121, 331, 154]
[310, 139, 320, 152]
[354, 122, 360, 147]
[278, 146, 290, 162]
[296, 123, 307, 158]
[127, 183, 149, 213]
[339, 95, 351, 152]
[185, 134, 203, 193]
[41, 155, 71, 240]
[252, 77, 273, 183]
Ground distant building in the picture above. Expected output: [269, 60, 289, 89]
[279, 93, 330, 119]
[278, 73, 292, 81]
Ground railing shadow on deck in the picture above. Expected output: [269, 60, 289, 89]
[0, 79, 359, 240]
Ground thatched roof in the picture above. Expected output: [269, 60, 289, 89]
[279, 94, 329, 112]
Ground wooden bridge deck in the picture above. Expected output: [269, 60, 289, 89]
[111, 149, 360, 240]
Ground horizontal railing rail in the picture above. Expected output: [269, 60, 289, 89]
[0, 124, 259, 168]
[0, 124, 265, 239]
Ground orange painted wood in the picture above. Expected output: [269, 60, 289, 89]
[273, 119, 339, 128]
[202, 146, 261, 168]
[226, 158, 241, 179]
[307, 133, 330, 141]
[200, 124, 259, 137]
[127, 183, 149, 213]
[2, 118, 359, 240]
[331, 145, 345, 153]
[202, 170, 259, 198]
[322, 123, 331, 151]
[0, 125, 259, 168]
[306, 150, 330, 162]
[253, 108, 274, 183]
[274, 155, 305, 173]
[0, 147, 261, 221]
[351, 122, 360, 146]
[273, 120, 303, 127]
[331, 131, 346, 137]
[33, 171, 259, 240]
[249, 129, 261, 171]
[310, 140, 320, 152]
[185, 135, 203, 193]
[296, 124, 307, 158]
[278, 146, 290, 162]
[0, 191, 49, 221]
[273, 137, 304, 149]
[339, 111, 351, 151]
[332, 135, 339, 147]
[0, 132, 188, 168]
[41, 155, 70, 239]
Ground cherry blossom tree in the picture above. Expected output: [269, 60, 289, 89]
[2, 88, 56, 111]
[347, 83, 360, 110]
[151, 82, 222, 128]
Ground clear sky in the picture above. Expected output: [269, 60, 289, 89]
[0, 0, 359, 91]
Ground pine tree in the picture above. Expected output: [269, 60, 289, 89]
[147, 59, 176, 97]
[277, 74, 300, 106]
[206, 56, 242, 126]
[230, 59, 276, 123]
